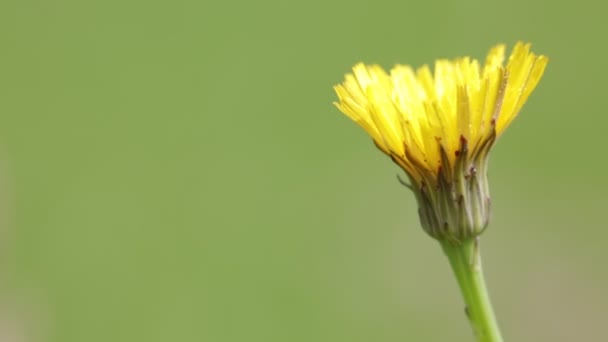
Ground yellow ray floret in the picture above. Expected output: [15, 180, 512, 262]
[334, 42, 548, 183]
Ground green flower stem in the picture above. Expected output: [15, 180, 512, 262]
[441, 238, 503, 342]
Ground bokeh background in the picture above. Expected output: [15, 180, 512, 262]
[0, 0, 606, 341]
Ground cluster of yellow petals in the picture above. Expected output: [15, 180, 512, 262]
[334, 42, 548, 181]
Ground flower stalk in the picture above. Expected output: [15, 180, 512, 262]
[441, 238, 502, 342]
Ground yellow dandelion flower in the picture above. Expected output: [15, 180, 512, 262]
[334, 42, 548, 242]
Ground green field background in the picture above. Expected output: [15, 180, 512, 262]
[0, 0, 606, 341]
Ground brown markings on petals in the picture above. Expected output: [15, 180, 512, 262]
[456, 135, 469, 157]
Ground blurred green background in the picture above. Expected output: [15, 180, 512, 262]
[0, 0, 606, 341]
